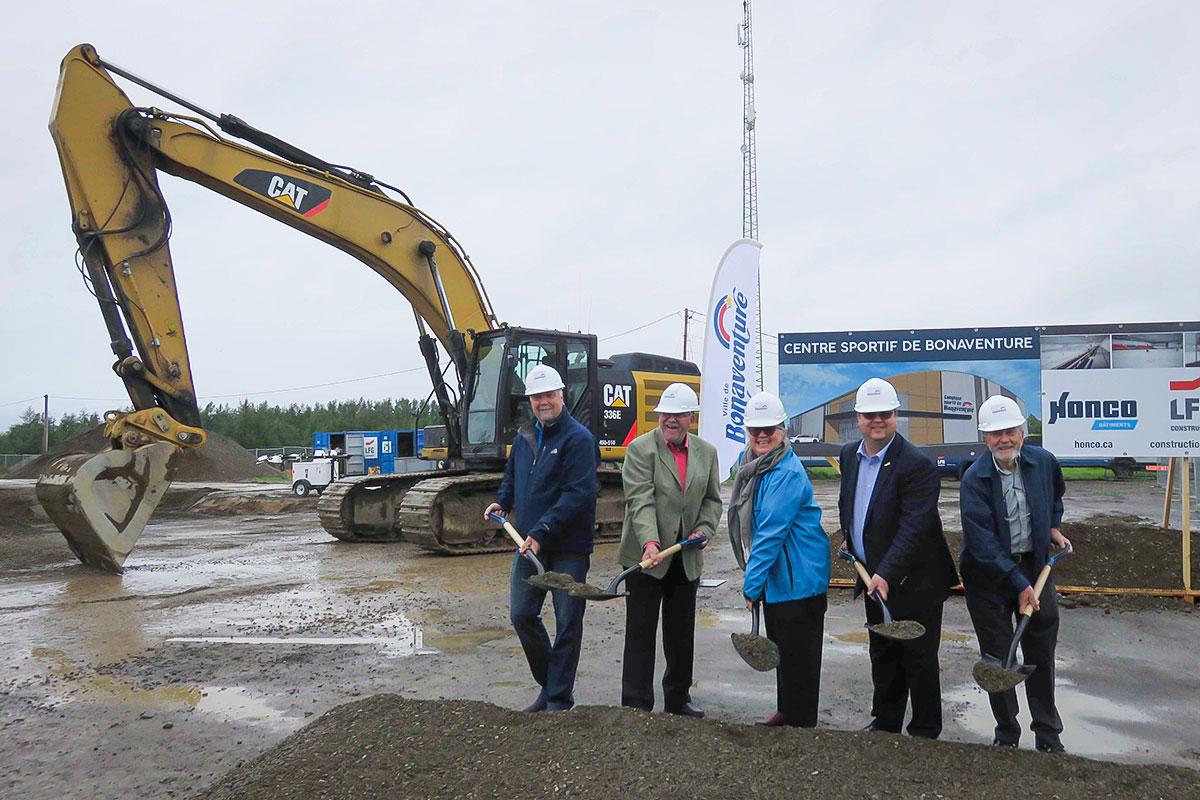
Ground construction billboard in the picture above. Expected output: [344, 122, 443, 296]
[778, 322, 1200, 459]
[1039, 323, 1200, 457]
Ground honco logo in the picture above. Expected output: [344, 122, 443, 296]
[712, 290, 754, 444]
[233, 169, 332, 217]
[1047, 391, 1138, 430]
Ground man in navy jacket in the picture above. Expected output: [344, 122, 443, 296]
[838, 378, 958, 739]
[960, 395, 1072, 753]
[485, 365, 599, 712]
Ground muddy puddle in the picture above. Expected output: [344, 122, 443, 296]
[945, 676, 1162, 758]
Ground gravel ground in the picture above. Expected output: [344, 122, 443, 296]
[194, 695, 1200, 800]
[1, 477, 1197, 800]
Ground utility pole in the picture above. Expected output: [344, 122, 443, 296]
[42, 394, 50, 453]
[739, 0, 764, 388]
[682, 308, 691, 361]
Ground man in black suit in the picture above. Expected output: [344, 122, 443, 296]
[838, 378, 958, 739]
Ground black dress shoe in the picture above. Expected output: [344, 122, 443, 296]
[992, 739, 1018, 749]
[665, 702, 705, 719]
[1036, 740, 1066, 754]
[756, 711, 785, 727]
[861, 721, 899, 733]
[522, 693, 548, 713]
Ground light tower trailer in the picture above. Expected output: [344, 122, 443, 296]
[290, 452, 353, 497]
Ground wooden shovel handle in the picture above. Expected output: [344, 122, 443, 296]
[638, 540, 686, 570]
[851, 558, 873, 586]
[501, 521, 527, 550]
[1021, 563, 1054, 617]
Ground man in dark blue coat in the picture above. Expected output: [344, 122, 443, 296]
[960, 395, 1072, 753]
[485, 365, 598, 712]
[838, 378, 958, 739]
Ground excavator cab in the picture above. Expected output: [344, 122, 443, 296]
[461, 327, 599, 467]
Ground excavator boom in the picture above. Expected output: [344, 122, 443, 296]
[45, 44, 497, 569]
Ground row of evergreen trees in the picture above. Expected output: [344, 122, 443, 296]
[0, 398, 426, 454]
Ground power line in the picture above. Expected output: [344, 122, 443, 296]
[197, 367, 427, 400]
[0, 396, 42, 409]
[682, 310, 782, 346]
[599, 311, 681, 342]
[2, 366, 432, 411]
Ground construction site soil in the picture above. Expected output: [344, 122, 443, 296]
[1, 477, 1196, 800]
[7, 426, 276, 482]
[828, 515, 1199, 608]
[194, 694, 1200, 800]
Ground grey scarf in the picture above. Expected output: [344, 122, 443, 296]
[727, 442, 789, 570]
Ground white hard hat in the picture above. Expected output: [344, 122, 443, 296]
[977, 395, 1025, 432]
[524, 365, 565, 396]
[854, 378, 901, 413]
[744, 391, 787, 427]
[654, 383, 700, 414]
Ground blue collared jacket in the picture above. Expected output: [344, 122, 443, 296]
[495, 409, 599, 554]
[742, 449, 831, 604]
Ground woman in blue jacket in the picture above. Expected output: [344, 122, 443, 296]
[729, 392, 831, 728]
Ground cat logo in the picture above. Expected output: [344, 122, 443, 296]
[603, 384, 631, 408]
[233, 169, 332, 217]
[267, 176, 308, 209]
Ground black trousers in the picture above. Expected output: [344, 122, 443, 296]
[965, 561, 1063, 747]
[621, 556, 698, 711]
[763, 593, 827, 728]
[864, 598, 945, 738]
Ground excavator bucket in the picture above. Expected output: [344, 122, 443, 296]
[35, 442, 176, 572]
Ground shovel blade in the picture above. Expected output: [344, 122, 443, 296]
[869, 619, 926, 641]
[972, 655, 1036, 694]
[524, 571, 580, 592]
[35, 442, 176, 572]
[567, 582, 625, 601]
[732, 632, 780, 672]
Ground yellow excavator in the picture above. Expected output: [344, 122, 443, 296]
[42, 44, 699, 571]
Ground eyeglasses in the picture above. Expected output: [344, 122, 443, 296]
[747, 426, 779, 437]
[860, 411, 895, 421]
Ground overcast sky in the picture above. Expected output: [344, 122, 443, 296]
[2, 2, 1197, 435]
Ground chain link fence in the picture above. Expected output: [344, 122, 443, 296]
[0, 454, 39, 471]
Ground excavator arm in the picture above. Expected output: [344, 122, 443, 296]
[42, 44, 498, 569]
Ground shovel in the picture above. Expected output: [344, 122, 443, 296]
[732, 601, 780, 671]
[487, 513, 580, 592]
[972, 544, 1073, 694]
[836, 546, 926, 641]
[568, 536, 708, 601]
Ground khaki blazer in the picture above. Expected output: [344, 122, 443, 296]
[617, 428, 723, 581]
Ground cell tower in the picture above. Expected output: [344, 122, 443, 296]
[739, 1, 763, 387]
[739, 0, 758, 240]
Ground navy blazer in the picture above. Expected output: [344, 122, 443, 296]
[838, 434, 958, 618]
[959, 444, 1065, 598]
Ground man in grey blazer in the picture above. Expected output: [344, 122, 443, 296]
[618, 382, 723, 717]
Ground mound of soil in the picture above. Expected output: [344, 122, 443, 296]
[828, 515, 1199, 593]
[193, 695, 1200, 800]
[7, 426, 275, 482]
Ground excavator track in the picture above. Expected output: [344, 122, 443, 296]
[398, 468, 627, 555]
[317, 470, 461, 541]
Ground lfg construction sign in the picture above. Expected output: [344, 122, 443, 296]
[777, 321, 1200, 458]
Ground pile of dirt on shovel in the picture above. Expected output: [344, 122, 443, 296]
[7, 426, 276, 482]
[194, 695, 1200, 800]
